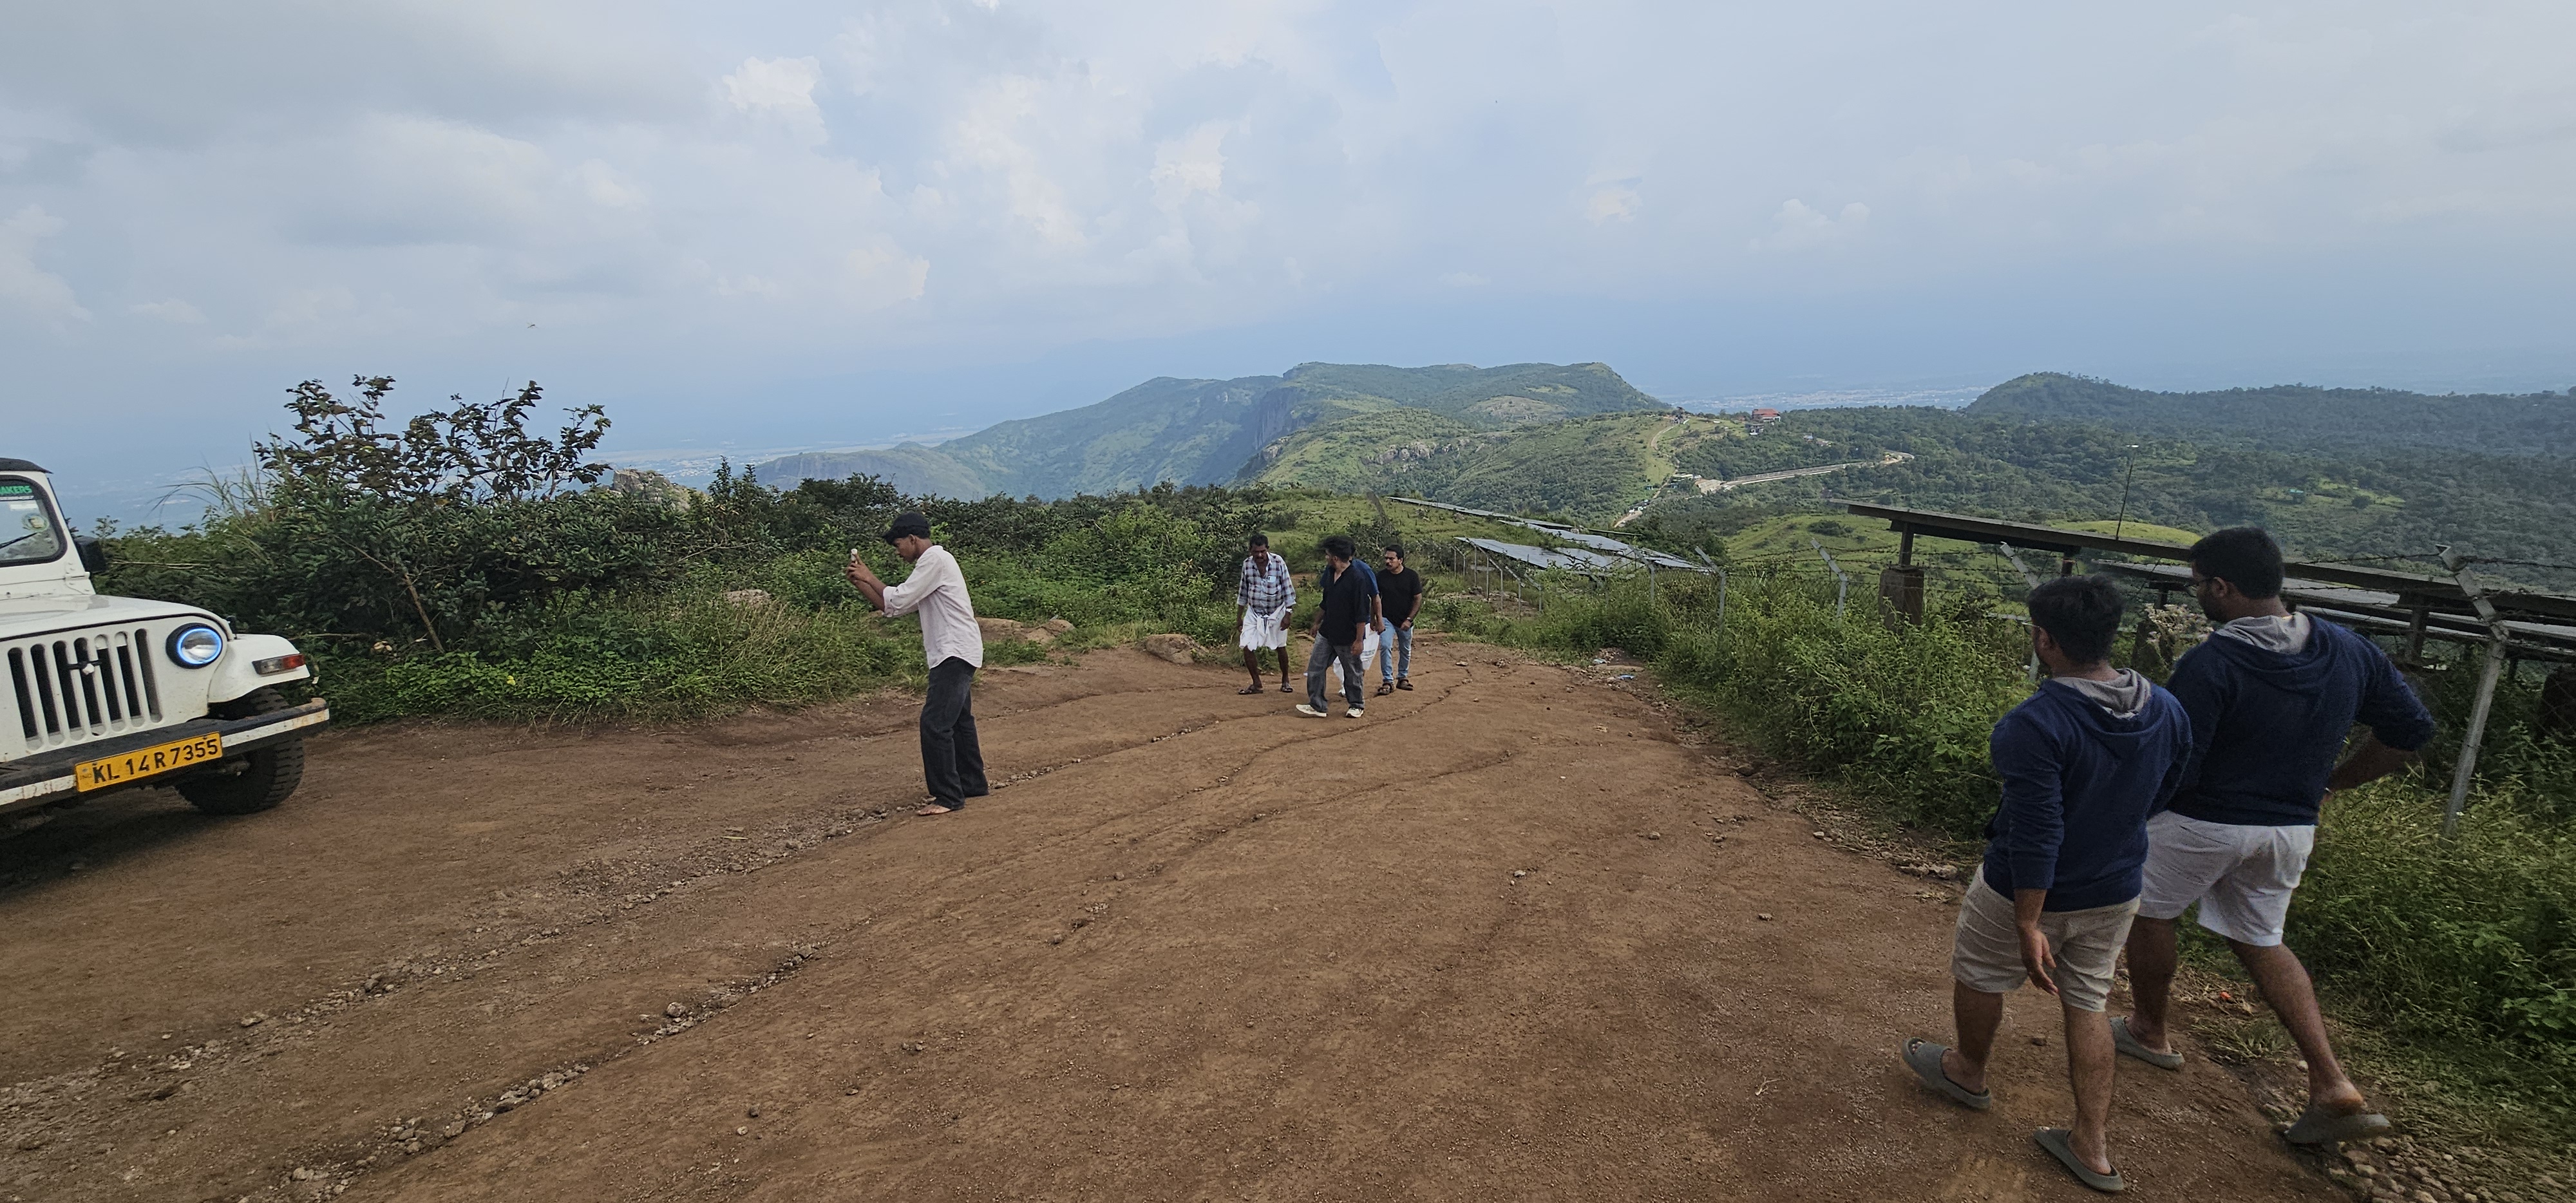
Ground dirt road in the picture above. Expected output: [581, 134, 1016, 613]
[0, 645, 2336, 1202]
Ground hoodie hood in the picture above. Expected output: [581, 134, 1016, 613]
[2193, 612, 2350, 694]
[2214, 612, 2311, 655]
[2054, 668, 2154, 719]
[2035, 669, 2176, 759]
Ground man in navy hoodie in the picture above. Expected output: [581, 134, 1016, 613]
[1905, 575, 2192, 1193]
[2116, 527, 2433, 1146]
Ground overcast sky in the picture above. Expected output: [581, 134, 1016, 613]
[6, 1, 2573, 511]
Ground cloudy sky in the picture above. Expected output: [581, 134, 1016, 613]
[6, 1, 2573, 511]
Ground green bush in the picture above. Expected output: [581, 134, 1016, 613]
[1501, 571, 2029, 837]
[1494, 566, 2576, 1138]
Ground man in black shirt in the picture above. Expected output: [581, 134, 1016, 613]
[1374, 545, 1425, 696]
[1298, 535, 1372, 719]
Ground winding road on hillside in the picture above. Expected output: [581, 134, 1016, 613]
[0, 647, 2336, 1202]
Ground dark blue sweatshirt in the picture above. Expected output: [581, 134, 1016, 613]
[2164, 616, 2435, 828]
[1981, 677, 2193, 912]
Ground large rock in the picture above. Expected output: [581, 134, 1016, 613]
[978, 616, 1055, 645]
[1037, 618, 1073, 635]
[1141, 634, 1198, 664]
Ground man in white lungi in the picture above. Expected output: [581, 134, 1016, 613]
[1235, 533, 1296, 694]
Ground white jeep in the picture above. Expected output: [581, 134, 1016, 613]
[0, 459, 328, 819]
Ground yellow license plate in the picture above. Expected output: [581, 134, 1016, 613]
[75, 733, 224, 792]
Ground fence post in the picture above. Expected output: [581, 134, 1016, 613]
[1810, 538, 1849, 620]
[1997, 542, 2046, 682]
[1695, 547, 1728, 634]
[2441, 549, 2512, 836]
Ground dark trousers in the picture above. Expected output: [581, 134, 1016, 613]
[922, 657, 988, 807]
[1306, 636, 1363, 711]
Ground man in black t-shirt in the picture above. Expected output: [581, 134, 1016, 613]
[1374, 545, 1425, 696]
[1298, 536, 1372, 719]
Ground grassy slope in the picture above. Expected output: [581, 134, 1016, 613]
[916, 362, 1665, 501]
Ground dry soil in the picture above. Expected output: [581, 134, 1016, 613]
[0, 643, 2341, 1202]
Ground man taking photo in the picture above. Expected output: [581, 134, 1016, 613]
[845, 511, 988, 817]
[2115, 527, 2433, 1146]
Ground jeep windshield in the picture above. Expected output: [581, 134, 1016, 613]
[0, 477, 68, 565]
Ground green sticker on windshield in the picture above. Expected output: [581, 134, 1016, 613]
[0, 484, 31, 498]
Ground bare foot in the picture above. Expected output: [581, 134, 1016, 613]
[916, 803, 957, 817]
[1940, 1048, 1987, 1095]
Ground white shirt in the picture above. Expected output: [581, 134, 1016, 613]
[879, 544, 984, 668]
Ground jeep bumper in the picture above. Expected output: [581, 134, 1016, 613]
[0, 699, 330, 813]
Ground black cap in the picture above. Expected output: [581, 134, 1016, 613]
[881, 511, 932, 544]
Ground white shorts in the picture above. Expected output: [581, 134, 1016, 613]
[2137, 810, 2315, 947]
[1239, 608, 1289, 650]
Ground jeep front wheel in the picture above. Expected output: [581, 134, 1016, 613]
[176, 687, 307, 815]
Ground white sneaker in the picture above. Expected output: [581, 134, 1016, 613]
[1346, 706, 1365, 718]
[1294, 704, 1327, 718]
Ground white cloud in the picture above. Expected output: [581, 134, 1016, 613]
[724, 56, 822, 114]
[1, 0, 2573, 468]
[130, 298, 205, 323]
[0, 205, 87, 323]
[1587, 184, 1640, 223]
[1747, 200, 1870, 252]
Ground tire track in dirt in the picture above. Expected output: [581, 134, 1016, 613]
[0, 645, 2340, 1202]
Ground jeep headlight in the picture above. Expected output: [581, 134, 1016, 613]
[167, 623, 224, 668]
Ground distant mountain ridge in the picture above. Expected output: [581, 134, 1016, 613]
[750, 361, 1663, 498]
[1968, 372, 2576, 456]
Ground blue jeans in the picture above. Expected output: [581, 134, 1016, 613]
[1376, 624, 1412, 681]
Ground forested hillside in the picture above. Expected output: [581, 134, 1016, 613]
[750, 361, 1663, 498]
[1970, 372, 2576, 455]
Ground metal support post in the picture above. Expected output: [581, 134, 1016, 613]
[1811, 538, 1850, 620]
[2441, 549, 2511, 836]
[1998, 543, 2047, 681]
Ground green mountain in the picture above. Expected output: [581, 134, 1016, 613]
[1969, 372, 2576, 456]
[750, 361, 1662, 499]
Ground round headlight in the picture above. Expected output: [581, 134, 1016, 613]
[167, 623, 225, 668]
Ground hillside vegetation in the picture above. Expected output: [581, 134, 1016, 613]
[1970, 371, 2576, 456]
[750, 361, 1663, 500]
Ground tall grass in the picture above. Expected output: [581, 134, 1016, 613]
[1479, 569, 2576, 1139]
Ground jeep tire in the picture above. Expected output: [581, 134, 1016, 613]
[176, 687, 306, 815]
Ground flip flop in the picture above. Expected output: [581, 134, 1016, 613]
[2034, 1128, 2125, 1193]
[1278, 681, 1294, 693]
[1238, 684, 1265, 695]
[2111, 1018, 2184, 1070]
[1900, 1038, 1991, 1111]
[2281, 1105, 2391, 1146]
[915, 802, 959, 817]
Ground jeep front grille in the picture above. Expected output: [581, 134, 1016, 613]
[6, 628, 166, 753]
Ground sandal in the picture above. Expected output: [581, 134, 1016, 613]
[1375, 683, 1394, 697]
[2034, 1128, 2125, 1193]
[1238, 684, 1266, 695]
[1278, 681, 1294, 692]
[1396, 677, 1413, 690]
[1900, 1037, 1991, 1111]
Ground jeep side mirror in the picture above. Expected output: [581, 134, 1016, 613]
[75, 536, 109, 574]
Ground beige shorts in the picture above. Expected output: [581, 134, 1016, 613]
[1950, 871, 2140, 1012]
